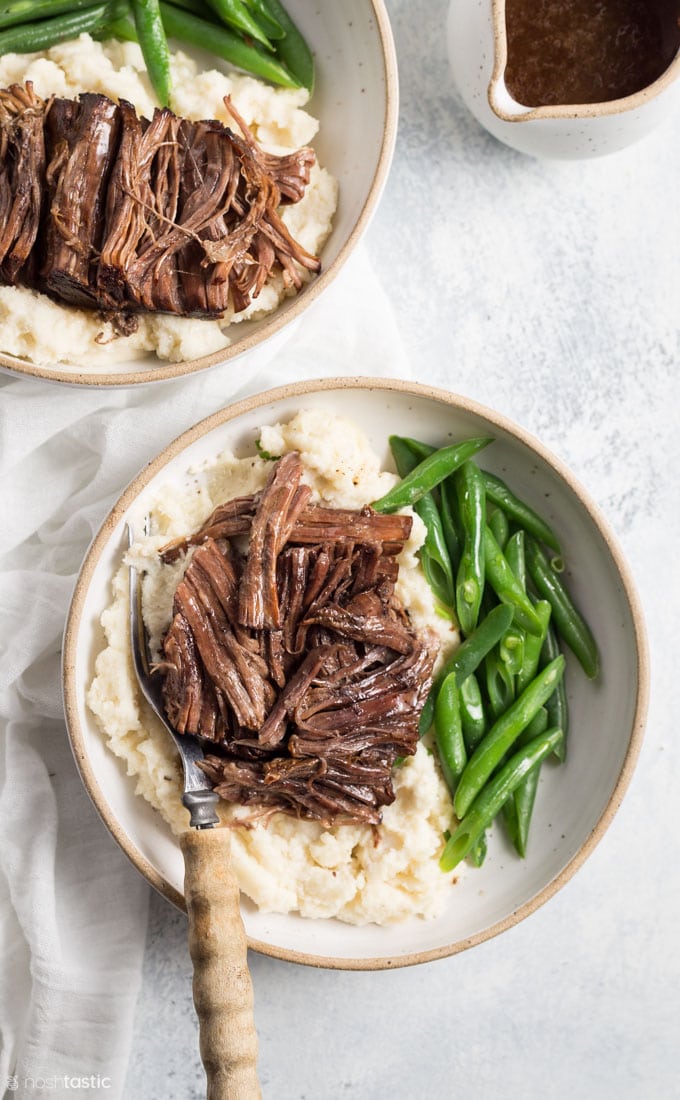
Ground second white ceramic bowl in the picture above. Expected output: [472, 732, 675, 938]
[0, 1, 398, 386]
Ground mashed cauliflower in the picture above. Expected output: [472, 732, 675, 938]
[87, 410, 460, 925]
[0, 36, 337, 369]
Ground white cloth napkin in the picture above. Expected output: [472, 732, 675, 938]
[0, 245, 411, 1100]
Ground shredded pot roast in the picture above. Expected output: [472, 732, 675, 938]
[0, 82, 319, 323]
[157, 453, 437, 826]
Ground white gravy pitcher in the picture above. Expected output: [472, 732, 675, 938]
[447, 0, 680, 158]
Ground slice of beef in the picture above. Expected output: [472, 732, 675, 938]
[97, 99, 152, 310]
[160, 610, 207, 736]
[257, 645, 335, 748]
[159, 495, 257, 563]
[289, 506, 412, 553]
[198, 752, 387, 826]
[238, 452, 312, 630]
[172, 572, 266, 732]
[41, 93, 121, 308]
[175, 119, 233, 316]
[158, 499, 412, 563]
[123, 112, 230, 314]
[295, 643, 434, 725]
[223, 95, 315, 205]
[301, 599, 416, 656]
[0, 83, 46, 285]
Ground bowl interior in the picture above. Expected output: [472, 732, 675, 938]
[0, 0, 397, 386]
[63, 379, 648, 967]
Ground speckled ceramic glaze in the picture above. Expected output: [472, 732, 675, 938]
[447, 0, 680, 158]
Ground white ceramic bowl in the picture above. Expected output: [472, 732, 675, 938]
[0, 1, 397, 386]
[63, 378, 649, 968]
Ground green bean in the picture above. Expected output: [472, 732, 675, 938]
[99, 13, 138, 39]
[524, 705, 549, 737]
[498, 530, 527, 676]
[525, 535, 599, 679]
[508, 766, 540, 857]
[160, 2, 300, 85]
[390, 437, 455, 607]
[133, 0, 171, 105]
[484, 647, 515, 719]
[419, 695, 435, 737]
[259, 0, 313, 91]
[205, 0, 273, 49]
[502, 706, 548, 856]
[0, 0, 96, 29]
[468, 831, 487, 867]
[418, 604, 514, 735]
[541, 620, 569, 762]
[371, 437, 493, 515]
[387, 436, 426, 473]
[434, 672, 467, 795]
[439, 477, 462, 573]
[499, 626, 524, 678]
[454, 461, 486, 636]
[504, 529, 526, 590]
[482, 470, 562, 553]
[483, 525, 543, 636]
[492, 523, 523, 668]
[440, 727, 563, 871]
[453, 655, 565, 818]
[418, 505, 456, 607]
[0, 1, 124, 53]
[459, 672, 486, 753]
[442, 603, 515, 687]
[165, 0, 220, 18]
[488, 506, 509, 549]
[244, 0, 284, 39]
[388, 439, 481, 580]
[397, 437, 436, 462]
[516, 599, 551, 694]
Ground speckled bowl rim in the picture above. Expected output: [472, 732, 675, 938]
[489, 0, 680, 122]
[62, 377, 650, 970]
[0, 1, 398, 388]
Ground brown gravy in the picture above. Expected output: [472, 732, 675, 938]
[504, 0, 680, 107]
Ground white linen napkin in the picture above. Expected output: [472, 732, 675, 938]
[0, 245, 410, 1100]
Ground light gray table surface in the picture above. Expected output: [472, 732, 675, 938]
[125, 2, 680, 1097]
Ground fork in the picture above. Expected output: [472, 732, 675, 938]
[128, 523, 260, 1100]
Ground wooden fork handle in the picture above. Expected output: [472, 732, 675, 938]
[181, 827, 260, 1100]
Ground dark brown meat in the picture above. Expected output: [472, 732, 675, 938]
[160, 610, 213, 737]
[97, 99, 155, 310]
[0, 84, 321, 321]
[223, 95, 315, 205]
[158, 498, 412, 563]
[0, 84, 46, 285]
[159, 495, 257, 562]
[302, 598, 416, 656]
[42, 93, 121, 308]
[158, 452, 437, 827]
[256, 645, 335, 748]
[238, 452, 312, 630]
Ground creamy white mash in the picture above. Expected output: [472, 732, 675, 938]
[0, 36, 337, 369]
[87, 410, 460, 925]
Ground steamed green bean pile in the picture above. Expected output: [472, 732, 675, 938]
[372, 435, 599, 873]
[0, 0, 313, 106]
